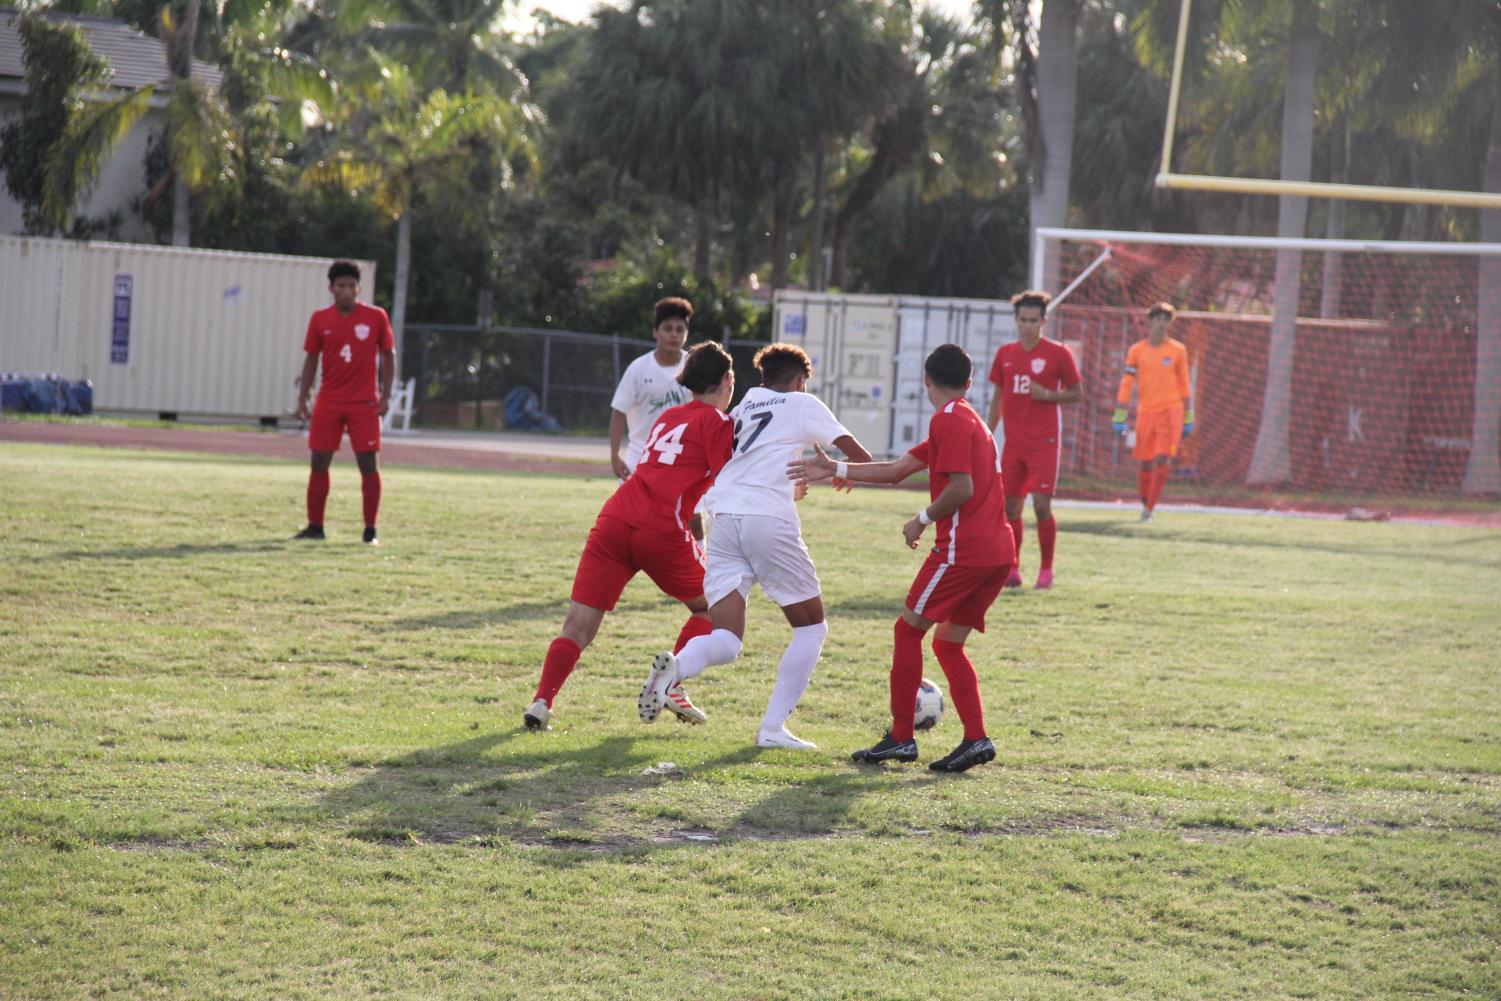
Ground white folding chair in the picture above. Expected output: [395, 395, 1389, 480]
[384, 377, 416, 432]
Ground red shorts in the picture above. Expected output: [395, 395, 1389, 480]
[1133, 406, 1185, 461]
[1001, 439, 1061, 497]
[570, 514, 705, 612]
[309, 399, 382, 453]
[904, 556, 1011, 631]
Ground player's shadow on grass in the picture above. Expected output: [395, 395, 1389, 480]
[381, 601, 562, 632]
[53, 540, 294, 561]
[728, 769, 943, 839]
[318, 730, 762, 846]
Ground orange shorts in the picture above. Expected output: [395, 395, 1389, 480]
[1133, 405, 1185, 462]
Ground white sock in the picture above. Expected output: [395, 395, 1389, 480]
[675, 628, 742, 681]
[760, 621, 827, 732]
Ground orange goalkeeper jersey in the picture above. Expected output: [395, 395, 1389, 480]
[1117, 337, 1190, 413]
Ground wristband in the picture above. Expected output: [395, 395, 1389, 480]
[1111, 406, 1128, 423]
[1184, 407, 1195, 425]
[835, 460, 849, 479]
[917, 509, 933, 526]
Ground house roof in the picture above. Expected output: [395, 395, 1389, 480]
[0, 9, 223, 93]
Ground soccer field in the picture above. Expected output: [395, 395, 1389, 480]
[2, 444, 1498, 999]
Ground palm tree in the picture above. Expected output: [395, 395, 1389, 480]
[826, 10, 1000, 289]
[559, 0, 787, 280]
[1362, 1, 1501, 494]
[1137, 0, 1322, 486]
[301, 52, 537, 366]
[38, 0, 331, 245]
[1246, 0, 1318, 486]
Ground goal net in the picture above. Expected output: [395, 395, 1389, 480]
[1036, 229, 1501, 514]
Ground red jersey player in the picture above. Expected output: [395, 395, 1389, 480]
[524, 342, 737, 731]
[791, 344, 1016, 773]
[985, 289, 1082, 590]
[294, 260, 395, 545]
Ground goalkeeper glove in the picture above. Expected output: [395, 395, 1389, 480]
[1111, 407, 1129, 437]
[1183, 407, 1195, 437]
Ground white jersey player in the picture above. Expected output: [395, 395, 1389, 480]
[638, 343, 872, 749]
[609, 298, 691, 478]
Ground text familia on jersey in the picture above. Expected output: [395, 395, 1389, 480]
[706, 387, 850, 525]
[602, 400, 734, 537]
[987, 338, 1082, 442]
[908, 399, 1016, 568]
[304, 302, 394, 404]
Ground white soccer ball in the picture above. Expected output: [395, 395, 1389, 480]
[914, 677, 944, 731]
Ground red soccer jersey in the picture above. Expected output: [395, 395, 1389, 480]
[600, 400, 734, 536]
[987, 338, 1082, 444]
[907, 398, 1015, 568]
[303, 302, 394, 405]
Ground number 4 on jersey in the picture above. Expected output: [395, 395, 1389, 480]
[643, 421, 688, 465]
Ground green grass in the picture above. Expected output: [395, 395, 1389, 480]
[2, 443, 1498, 999]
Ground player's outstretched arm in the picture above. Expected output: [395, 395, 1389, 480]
[828, 434, 874, 492]
[789, 444, 925, 486]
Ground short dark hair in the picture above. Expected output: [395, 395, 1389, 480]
[753, 343, 812, 387]
[924, 344, 972, 389]
[1148, 301, 1177, 319]
[654, 296, 694, 328]
[1010, 289, 1051, 314]
[328, 260, 361, 283]
[678, 341, 732, 394]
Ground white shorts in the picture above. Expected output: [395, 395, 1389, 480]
[702, 513, 821, 608]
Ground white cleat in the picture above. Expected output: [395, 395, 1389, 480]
[523, 698, 553, 731]
[1140, 507, 1154, 522]
[639, 651, 678, 723]
[662, 683, 708, 724]
[756, 726, 818, 750]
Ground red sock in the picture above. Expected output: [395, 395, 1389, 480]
[361, 471, 382, 528]
[673, 615, 713, 654]
[535, 637, 582, 707]
[1008, 517, 1025, 564]
[1036, 516, 1057, 570]
[1138, 470, 1152, 506]
[307, 469, 330, 525]
[932, 637, 986, 740]
[889, 618, 926, 742]
[1149, 466, 1170, 509]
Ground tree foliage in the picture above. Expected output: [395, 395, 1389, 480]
[0, 14, 111, 233]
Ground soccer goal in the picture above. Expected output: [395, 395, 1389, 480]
[1034, 228, 1501, 512]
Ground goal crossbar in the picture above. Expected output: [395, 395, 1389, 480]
[1158, 0, 1501, 211]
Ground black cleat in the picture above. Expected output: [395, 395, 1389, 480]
[851, 732, 918, 764]
[294, 524, 325, 540]
[928, 736, 997, 773]
[362, 526, 378, 545]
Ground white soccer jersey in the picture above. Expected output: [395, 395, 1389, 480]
[706, 386, 850, 525]
[612, 350, 689, 470]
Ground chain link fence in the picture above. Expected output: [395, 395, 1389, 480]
[400, 324, 768, 433]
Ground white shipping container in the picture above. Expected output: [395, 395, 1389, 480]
[0, 236, 376, 421]
[773, 291, 1021, 456]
